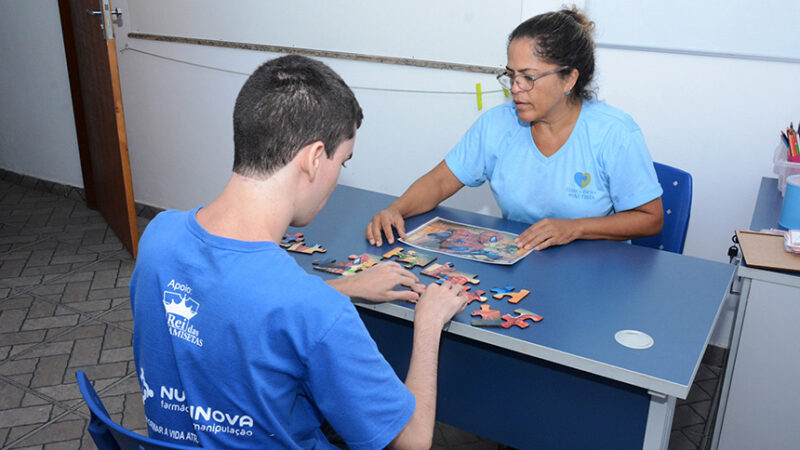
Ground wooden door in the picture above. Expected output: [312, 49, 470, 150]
[59, 0, 139, 257]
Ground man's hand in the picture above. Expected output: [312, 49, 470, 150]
[366, 207, 406, 247]
[326, 261, 424, 302]
[413, 281, 467, 330]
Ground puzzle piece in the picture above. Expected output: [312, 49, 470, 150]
[435, 275, 471, 287]
[462, 286, 487, 305]
[420, 262, 479, 285]
[500, 308, 543, 329]
[470, 304, 503, 327]
[313, 253, 380, 276]
[382, 247, 436, 269]
[285, 241, 326, 255]
[280, 233, 305, 248]
[491, 286, 530, 304]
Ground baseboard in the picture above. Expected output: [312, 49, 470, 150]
[0, 168, 164, 220]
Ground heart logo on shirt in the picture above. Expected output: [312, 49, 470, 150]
[574, 172, 591, 189]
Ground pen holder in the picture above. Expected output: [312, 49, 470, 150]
[773, 144, 800, 196]
[779, 175, 800, 229]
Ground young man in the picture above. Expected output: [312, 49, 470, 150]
[130, 55, 467, 449]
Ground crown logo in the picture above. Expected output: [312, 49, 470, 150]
[163, 291, 199, 320]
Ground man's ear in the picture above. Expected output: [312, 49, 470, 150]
[297, 141, 326, 181]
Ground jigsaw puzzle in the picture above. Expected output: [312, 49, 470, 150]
[381, 247, 437, 269]
[280, 233, 326, 255]
[420, 262, 479, 285]
[280, 233, 305, 248]
[312, 253, 380, 276]
[490, 286, 530, 304]
[470, 304, 503, 327]
[401, 217, 532, 265]
[500, 308, 543, 329]
[285, 241, 327, 255]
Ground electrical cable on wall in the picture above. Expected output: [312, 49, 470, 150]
[120, 45, 507, 97]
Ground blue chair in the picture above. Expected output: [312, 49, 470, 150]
[76, 370, 196, 450]
[631, 162, 692, 254]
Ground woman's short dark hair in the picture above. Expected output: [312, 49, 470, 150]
[232, 55, 363, 178]
[509, 7, 596, 102]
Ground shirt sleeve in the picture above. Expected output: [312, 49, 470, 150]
[304, 304, 415, 450]
[605, 128, 663, 212]
[444, 113, 490, 187]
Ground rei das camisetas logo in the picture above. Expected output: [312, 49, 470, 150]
[163, 280, 203, 347]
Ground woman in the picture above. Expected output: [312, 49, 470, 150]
[366, 7, 663, 251]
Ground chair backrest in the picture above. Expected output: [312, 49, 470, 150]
[631, 162, 692, 254]
[76, 370, 196, 450]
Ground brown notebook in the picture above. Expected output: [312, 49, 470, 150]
[736, 230, 800, 273]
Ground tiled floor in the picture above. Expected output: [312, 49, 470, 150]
[0, 175, 726, 449]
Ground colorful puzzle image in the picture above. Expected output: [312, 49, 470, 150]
[421, 262, 479, 285]
[471, 304, 503, 327]
[501, 308, 543, 329]
[400, 217, 532, 265]
[490, 286, 531, 304]
[382, 247, 437, 269]
[312, 253, 380, 276]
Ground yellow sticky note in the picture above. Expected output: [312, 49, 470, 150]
[503, 88, 509, 98]
[476, 83, 483, 110]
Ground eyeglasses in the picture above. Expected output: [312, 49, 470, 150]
[496, 66, 569, 91]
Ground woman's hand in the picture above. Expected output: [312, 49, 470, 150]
[366, 207, 406, 247]
[515, 200, 664, 251]
[365, 161, 465, 247]
[516, 218, 583, 251]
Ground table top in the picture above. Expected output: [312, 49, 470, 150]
[288, 185, 735, 398]
[740, 177, 800, 281]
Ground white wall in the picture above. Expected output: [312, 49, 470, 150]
[0, 0, 83, 187]
[2, 0, 796, 266]
[596, 48, 800, 262]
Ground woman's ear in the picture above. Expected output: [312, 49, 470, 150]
[566, 68, 580, 94]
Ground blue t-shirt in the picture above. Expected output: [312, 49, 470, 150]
[445, 100, 663, 224]
[130, 208, 415, 449]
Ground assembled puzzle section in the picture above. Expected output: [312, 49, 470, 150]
[381, 247, 437, 269]
[312, 254, 381, 276]
[280, 233, 327, 255]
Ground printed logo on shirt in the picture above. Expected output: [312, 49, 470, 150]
[568, 172, 598, 200]
[156, 384, 256, 440]
[140, 368, 155, 403]
[574, 172, 591, 189]
[163, 280, 203, 347]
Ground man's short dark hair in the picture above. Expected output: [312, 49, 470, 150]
[232, 55, 363, 177]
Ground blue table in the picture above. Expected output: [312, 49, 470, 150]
[288, 185, 735, 450]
